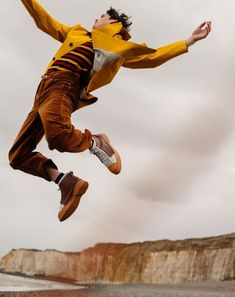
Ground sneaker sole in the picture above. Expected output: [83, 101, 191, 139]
[58, 180, 89, 222]
[100, 134, 122, 175]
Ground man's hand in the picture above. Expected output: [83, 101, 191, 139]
[186, 21, 211, 47]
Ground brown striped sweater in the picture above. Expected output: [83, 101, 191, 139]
[47, 41, 94, 75]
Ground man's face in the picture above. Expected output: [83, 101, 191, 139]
[93, 13, 117, 29]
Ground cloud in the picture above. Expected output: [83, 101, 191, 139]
[126, 91, 234, 202]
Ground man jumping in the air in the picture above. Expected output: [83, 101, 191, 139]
[9, 0, 211, 222]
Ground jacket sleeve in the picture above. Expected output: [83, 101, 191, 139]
[21, 0, 71, 42]
[122, 40, 188, 69]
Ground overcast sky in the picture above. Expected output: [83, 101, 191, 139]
[1, 0, 235, 257]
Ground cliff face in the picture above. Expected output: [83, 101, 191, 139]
[0, 233, 235, 284]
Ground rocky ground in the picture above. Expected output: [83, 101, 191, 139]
[1, 282, 235, 297]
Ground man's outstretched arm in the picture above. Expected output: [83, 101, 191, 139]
[21, 0, 71, 42]
[123, 21, 212, 69]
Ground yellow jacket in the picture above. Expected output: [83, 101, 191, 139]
[21, 0, 188, 108]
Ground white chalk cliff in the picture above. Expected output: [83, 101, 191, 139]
[0, 233, 235, 284]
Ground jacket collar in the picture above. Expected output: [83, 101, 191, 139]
[92, 22, 131, 41]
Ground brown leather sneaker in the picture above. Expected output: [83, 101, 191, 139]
[58, 172, 88, 222]
[89, 134, 121, 174]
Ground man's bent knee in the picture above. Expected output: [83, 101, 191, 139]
[48, 141, 68, 152]
[8, 151, 21, 170]
[47, 133, 72, 152]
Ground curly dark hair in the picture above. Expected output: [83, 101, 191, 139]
[106, 7, 132, 31]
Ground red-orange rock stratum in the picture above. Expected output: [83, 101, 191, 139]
[0, 233, 235, 284]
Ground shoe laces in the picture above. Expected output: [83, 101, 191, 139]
[90, 146, 112, 167]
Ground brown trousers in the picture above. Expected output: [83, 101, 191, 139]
[8, 71, 92, 181]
